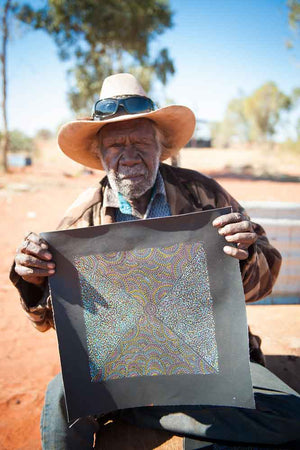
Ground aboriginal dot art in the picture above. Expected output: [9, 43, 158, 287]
[74, 241, 219, 382]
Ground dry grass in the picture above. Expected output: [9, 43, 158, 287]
[178, 146, 300, 179]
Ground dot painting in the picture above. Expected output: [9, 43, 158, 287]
[74, 241, 219, 382]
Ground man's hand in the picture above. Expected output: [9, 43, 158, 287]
[14, 232, 55, 286]
[212, 212, 257, 260]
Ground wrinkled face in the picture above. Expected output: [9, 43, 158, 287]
[98, 119, 162, 200]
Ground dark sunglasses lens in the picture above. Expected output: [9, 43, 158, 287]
[123, 97, 154, 113]
[95, 99, 118, 115]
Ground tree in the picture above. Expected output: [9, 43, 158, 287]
[296, 117, 300, 139]
[0, 1, 24, 172]
[244, 82, 291, 142]
[0, 0, 11, 172]
[288, 0, 300, 33]
[6, 129, 36, 154]
[211, 82, 296, 147]
[211, 97, 250, 147]
[17, 0, 175, 113]
[291, 86, 300, 104]
[286, 0, 300, 56]
[35, 128, 54, 140]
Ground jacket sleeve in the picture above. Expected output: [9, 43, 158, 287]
[239, 220, 282, 302]
[9, 184, 104, 333]
[9, 263, 54, 332]
[211, 180, 282, 302]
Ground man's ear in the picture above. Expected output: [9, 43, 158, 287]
[90, 134, 103, 160]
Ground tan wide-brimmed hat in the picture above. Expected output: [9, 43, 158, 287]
[58, 73, 196, 170]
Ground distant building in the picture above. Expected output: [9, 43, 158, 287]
[7, 153, 32, 168]
[185, 119, 212, 148]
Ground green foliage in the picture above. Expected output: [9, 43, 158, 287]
[211, 97, 250, 147]
[286, 0, 300, 52]
[292, 86, 300, 104]
[35, 128, 53, 140]
[0, 129, 36, 153]
[212, 82, 296, 147]
[17, 0, 175, 113]
[244, 82, 291, 142]
[296, 116, 300, 139]
[288, 0, 300, 32]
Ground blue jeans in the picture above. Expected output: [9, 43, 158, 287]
[41, 363, 300, 449]
[41, 373, 99, 449]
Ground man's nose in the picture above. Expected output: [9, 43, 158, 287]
[119, 146, 141, 166]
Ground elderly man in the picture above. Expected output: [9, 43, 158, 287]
[11, 74, 299, 449]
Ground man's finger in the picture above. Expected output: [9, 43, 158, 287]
[223, 245, 249, 260]
[15, 253, 55, 270]
[21, 241, 52, 260]
[212, 212, 243, 228]
[15, 264, 55, 278]
[218, 220, 253, 236]
[24, 231, 48, 249]
[224, 232, 257, 245]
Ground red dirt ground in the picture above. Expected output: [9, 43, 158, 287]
[0, 161, 299, 450]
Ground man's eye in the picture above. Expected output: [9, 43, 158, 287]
[136, 141, 150, 146]
[109, 143, 122, 149]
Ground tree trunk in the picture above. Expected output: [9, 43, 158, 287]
[170, 154, 179, 167]
[1, 0, 10, 173]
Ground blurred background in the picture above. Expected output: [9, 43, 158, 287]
[0, 1, 299, 449]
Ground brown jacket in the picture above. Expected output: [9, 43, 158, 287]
[10, 163, 282, 336]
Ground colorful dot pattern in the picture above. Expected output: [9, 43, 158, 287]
[74, 242, 219, 382]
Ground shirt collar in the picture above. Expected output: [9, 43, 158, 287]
[103, 170, 167, 218]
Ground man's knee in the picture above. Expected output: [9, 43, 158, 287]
[47, 373, 63, 394]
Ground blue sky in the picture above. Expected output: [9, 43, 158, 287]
[2, 0, 299, 137]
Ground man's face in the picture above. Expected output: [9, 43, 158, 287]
[98, 119, 161, 200]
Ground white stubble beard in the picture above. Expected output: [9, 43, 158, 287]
[104, 155, 160, 200]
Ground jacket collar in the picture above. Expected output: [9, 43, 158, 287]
[99, 163, 199, 218]
[159, 163, 199, 215]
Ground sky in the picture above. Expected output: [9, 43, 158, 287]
[1, 0, 300, 138]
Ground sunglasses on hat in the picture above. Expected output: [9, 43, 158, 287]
[92, 95, 155, 120]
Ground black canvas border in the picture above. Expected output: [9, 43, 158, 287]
[42, 207, 255, 421]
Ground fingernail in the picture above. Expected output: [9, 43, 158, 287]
[48, 270, 55, 275]
[45, 252, 52, 259]
[212, 219, 220, 227]
[218, 228, 225, 235]
[225, 235, 232, 241]
[223, 246, 232, 254]
[41, 243, 48, 249]
[47, 263, 55, 268]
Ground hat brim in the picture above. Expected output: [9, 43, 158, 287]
[57, 105, 196, 170]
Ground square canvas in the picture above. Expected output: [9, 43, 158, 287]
[41, 207, 255, 421]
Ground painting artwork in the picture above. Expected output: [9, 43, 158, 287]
[42, 208, 255, 422]
[75, 241, 218, 383]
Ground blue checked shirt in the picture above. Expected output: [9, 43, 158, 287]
[103, 171, 171, 221]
